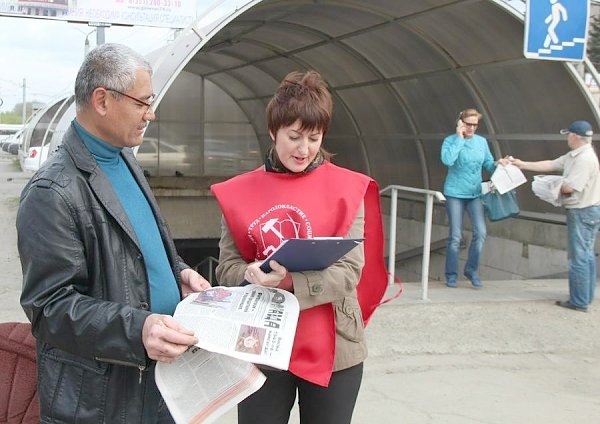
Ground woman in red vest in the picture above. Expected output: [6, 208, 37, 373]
[211, 70, 387, 424]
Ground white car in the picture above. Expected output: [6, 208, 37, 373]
[20, 144, 50, 172]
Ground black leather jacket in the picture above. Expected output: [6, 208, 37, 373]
[18, 125, 187, 423]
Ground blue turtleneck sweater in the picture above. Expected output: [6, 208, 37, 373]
[73, 120, 180, 314]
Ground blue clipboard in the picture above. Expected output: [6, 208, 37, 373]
[259, 238, 364, 273]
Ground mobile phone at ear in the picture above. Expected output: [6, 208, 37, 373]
[457, 120, 465, 136]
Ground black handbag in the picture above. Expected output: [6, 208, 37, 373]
[481, 189, 520, 221]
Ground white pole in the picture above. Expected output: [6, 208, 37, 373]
[387, 188, 398, 285]
[21, 78, 26, 129]
[97, 26, 105, 45]
[420, 194, 434, 301]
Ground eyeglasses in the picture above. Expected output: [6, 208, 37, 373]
[105, 88, 156, 114]
[461, 120, 478, 128]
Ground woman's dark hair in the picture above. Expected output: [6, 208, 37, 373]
[266, 70, 333, 160]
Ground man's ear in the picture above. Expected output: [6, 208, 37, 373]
[90, 87, 109, 116]
[269, 130, 275, 142]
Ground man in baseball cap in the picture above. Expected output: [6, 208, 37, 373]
[510, 119, 600, 312]
[560, 120, 594, 137]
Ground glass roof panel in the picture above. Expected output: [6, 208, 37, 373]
[337, 85, 411, 135]
[295, 43, 378, 87]
[342, 22, 451, 78]
[280, 3, 387, 37]
[408, 1, 524, 66]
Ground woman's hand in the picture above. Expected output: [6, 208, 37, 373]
[456, 120, 465, 137]
[244, 260, 289, 288]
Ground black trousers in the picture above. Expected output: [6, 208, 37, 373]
[238, 363, 363, 424]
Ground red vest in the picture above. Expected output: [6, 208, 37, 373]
[211, 161, 387, 386]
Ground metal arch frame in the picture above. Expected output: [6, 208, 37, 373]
[192, 38, 329, 158]
[392, 15, 488, 187]
[136, 0, 265, 159]
[148, 0, 600, 178]
[234, 0, 430, 187]
[166, 0, 487, 184]
[148, 0, 546, 182]
[149, 0, 266, 110]
[202, 44, 371, 171]
[19, 98, 58, 154]
[48, 100, 76, 152]
[18, 95, 72, 170]
[195, 6, 456, 184]
[369, 0, 516, 183]
[198, 17, 384, 174]
[191, 48, 276, 148]
[35, 95, 74, 168]
[150, 0, 375, 170]
[390, 0, 518, 161]
[234, 1, 471, 185]
[187, 46, 363, 166]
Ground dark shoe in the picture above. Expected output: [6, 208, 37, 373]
[555, 300, 588, 312]
[446, 280, 457, 288]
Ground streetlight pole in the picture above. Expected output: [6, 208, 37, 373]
[84, 29, 96, 56]
[96, 26, 106, 45]
[22, 78, 26, 128]
[72, 26, 97, 57]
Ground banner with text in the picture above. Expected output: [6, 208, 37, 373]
[0, 0, 198, 29]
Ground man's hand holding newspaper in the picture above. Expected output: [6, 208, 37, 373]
[155, 285, 299, 424]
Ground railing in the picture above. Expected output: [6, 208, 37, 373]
[194, 256, 220, 286]
[380, 185, 446, 301]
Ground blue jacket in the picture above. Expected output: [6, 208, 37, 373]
[441, 133, 496, 198]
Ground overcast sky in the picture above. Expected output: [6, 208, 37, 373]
[0, 0, 247, 113]
[0, 15, 176, 112]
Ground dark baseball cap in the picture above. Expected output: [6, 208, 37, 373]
[560, 120, 593, 136]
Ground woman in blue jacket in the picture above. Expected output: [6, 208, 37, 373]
[441, 108, 508, 288]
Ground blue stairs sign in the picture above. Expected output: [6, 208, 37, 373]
[524, 0, 590, 61]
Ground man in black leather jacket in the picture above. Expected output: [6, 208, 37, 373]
[17, 43, 211, 423]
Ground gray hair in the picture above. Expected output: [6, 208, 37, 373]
[74, 43, 152, 112]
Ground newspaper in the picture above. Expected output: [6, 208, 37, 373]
[532, 174, 565, 206]
[490, 164, 527, 194]
[174, 285, 299, 369]
[156, 347, 266, 424]
[155, 285, 299, 423]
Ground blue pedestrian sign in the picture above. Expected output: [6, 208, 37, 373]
[524, 0, 590, 61]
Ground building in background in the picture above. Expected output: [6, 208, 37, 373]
[13, 0, 68, 17]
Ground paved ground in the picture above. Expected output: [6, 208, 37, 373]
[0, 153, 30, 323]
[1, 152, 599, 424]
